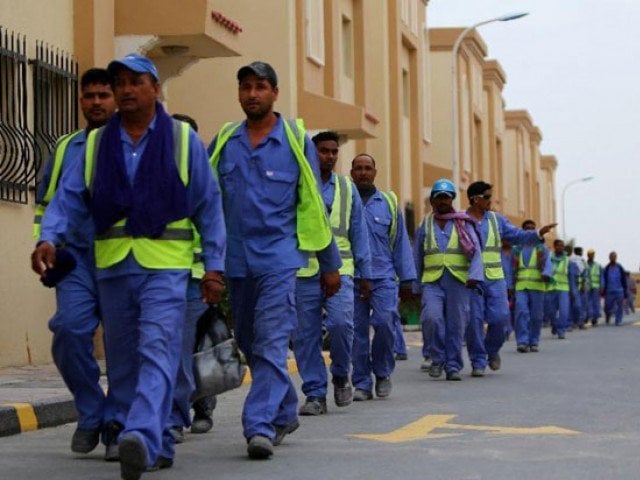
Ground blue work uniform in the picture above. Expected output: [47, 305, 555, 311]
[465, 212, 542, 370]
[603, 263, 627, 325]
[40, 117, 225, 466]
[514, 245, 553, 347]
[352, 189, 415, 394]
[294, 173, 371, 400]
[208, 114, 341, 442]
[544, 254, 579, 336]
[36, 130, 105, 431]
[415, 217, 483, 374]
[586, 261, 603, 323]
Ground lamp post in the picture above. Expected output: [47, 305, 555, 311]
[451, 12, 529, 207]
[561, 176, 594, 240]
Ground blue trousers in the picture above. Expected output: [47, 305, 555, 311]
[514, 290, 545, 346]
[393, 309, 407, 356]
[423, 270, 471, 374]
[421, 294, 430, 360]
[570, 291, 584, 327]
[48, 247, 104, 430]
[544, 290, 570, 335]
[294, 275, 354, 398]
[229, 270, 298, 441]
[604, 291, 624, 324]
[352, 278, 397, 392]
[99, 271, 188, 465]
[624, 293, 635, 314]
[587, 289, 601, 321]
[465, 278, 509, 369]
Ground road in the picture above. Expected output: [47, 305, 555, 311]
[2, 317, 640, 480]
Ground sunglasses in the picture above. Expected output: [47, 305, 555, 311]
[473, 194, 492, 200]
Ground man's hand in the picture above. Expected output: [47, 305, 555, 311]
[538, 223, 558, 237]
[399, 283, 415, 301]
[358, 279, 372, 301]
[31, 242, 56, 277]
[321, 271, 341, 298]
[200, 271, 225, 304]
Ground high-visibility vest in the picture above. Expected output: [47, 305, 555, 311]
[421, 215, 470, 284]
[587, 262, 601, 289]
[380, 190, 398, 250]
[209, 118, 331, 252]
[515, 248, 545, 291]
[85, 120, 194, 270]
[550, 255, 570, 292]
[298, 174, 354, 277]
[482, 212, 504, 280]
[32, 130, 84, 239]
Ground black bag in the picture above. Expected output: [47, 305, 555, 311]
[191, 305, 247, 401]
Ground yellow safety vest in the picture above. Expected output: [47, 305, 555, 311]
[381, 191, 398, 250]
[209, 118, 331, 252]
[298, 174, 354, 278]
[32, 130, 84, 239]
[587, 262, 601, 289]
[421, 215, 470, 284]
[550, 256, 570, 292]
[84, 120, 194, 270]
[515, 248, 545, 291]
[482, 212, 504, 280]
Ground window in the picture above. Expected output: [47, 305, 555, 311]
[341, 14, 353, 79]
[305, 0, 325, 66]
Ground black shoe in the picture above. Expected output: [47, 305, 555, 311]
[605, 317, 610, 324]
[332, 376, 353, 407]
[591, 321, 598, 327]
[147, 456, 173, 472]
[395, 353, 408, 361]
[298, 397, 327, 416]
[516, 344, 529, 353]
[558, 332, 566, 339]
[274, 419, 300, 446]
[103, 420, 124, 462]
[191, 414, 213, 434]
[170, 426, 185, 444]
[420, 358, 432, 371]
[471, 367, 485, 377]
[71, 427, 101, 454]
[488, 354, 501, 371]
[551, 325, 557, 335]
[375, 376, 392, 398]
[353, 389, 373, 401]
[529, 345, 539, 353]
[429, 364, 443, 378]
[578, 325, 586, 330]
[118, 434, 148, 480]
[247, 435, 273, 459]
[446, 371, 462, 381]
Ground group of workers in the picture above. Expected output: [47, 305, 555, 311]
[29, 55, 636, 480]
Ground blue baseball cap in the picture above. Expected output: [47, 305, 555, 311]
[108, 53, 159, 81]
[431, 178, 456, 199]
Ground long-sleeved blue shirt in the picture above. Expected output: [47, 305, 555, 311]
[207, 114, 341, 278]
[323, 173, 371, 279]
[501, 248, 515, 290]
[357, 189, 415, 282]
[413, 216, 484, 284]
[36, 130, 93, 251]
[516, 245, 554, 288]
[39, 115, 226, 279]
[469, 210, 542, 251]
[603, 263, 627, 293]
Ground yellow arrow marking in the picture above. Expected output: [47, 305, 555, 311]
[349, 414, 580, 443]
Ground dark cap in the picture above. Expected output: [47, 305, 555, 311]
[237, 61, 277, 87]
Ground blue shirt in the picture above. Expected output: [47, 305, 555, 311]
[358, 189, 416, 282]
[323, 173, 371, 279]
[414, 217, 484, 283]
[37, 130, 93, 251]
[469, 210, 542, 251]
[208, 114, 341, 277]
[517, 245, 554, 287]
[39, 115, 226, 279]
[501, 248, 515, 289]
[604, 263, 626, 293]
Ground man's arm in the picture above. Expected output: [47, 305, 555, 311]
[392, 210, 417, 282]
[498, 214, 542, 246]
[466, 223, 485, 284]
[348, 185, 372, 280]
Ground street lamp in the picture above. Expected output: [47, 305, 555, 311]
[451, 12, 529, 207]
[561, 176, 594, 240]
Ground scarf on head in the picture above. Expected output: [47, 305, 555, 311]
[433, 210, 477, 260]
[91, 101, 189, 238]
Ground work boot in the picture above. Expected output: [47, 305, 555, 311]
[578, 324, 587, 330]
[191, 414, 213, 434]
[298, 397, 327, 416]
[446, 371, 462, 381]
[420, 357, 432, 371]
[71, 427, 100, 454]
[119, 433, 148, 480]
[516, 344, 529, 353]
[146, 456, 173, 472]
[247, 435, 273, 459]
[170, 426, 185, 444]
[558, 332, 566, 339]
[353, 389, 373, 401]
[471, 367, 485, 377]
[274, 419, 300, 446]
[332, 376, 353, 407]
[529, 345, 539, 352]
[428, 364, 443, 378]
[103, 420, 124, 462]
[375, 376, 392, 398]
[551, 325, 557, 335]
[488, 354, 501, 371]
[395, 353, 408, 361]
[591, 321, 598, 327]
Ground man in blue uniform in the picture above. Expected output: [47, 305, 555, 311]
[207, 62, 342, 459]
[464, 181, 556, 376]
[414, 179, 483, 381]
[32, 68, 116, 455]
[32, 54, 226, 480]
[294, 131, 371, 415]
[603, 251, 627, 325]
[350, 153, 416, 399]
[569, 247, 587, 329]
[585, 249, 603, 326]
[544, 239, 579, 339]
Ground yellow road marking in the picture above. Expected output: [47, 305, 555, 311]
[633, 321, 640, 327]
[349, 414, 580, 443]
[242, 352, 330, 385]
[3, 403, 38, 432]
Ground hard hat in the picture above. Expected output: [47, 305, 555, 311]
[431, 178, 456, 198]
[587, 248, 595, 255]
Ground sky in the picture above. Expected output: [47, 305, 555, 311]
[428, 0, 640, 272]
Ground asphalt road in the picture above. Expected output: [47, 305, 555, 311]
[2, 315, 640, 480]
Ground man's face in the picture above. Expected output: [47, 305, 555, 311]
[554, 241, 565, 255]
[316, 139, 339, 175]
[113, 69, 159, 114]
[610, 252, 617, 263]
[238, 74, 278, 121]
[80, 83, 116, 127]
[430, 193, 454, 215]
[350, 155, 376, 189]
[522, 222, 536, 231]
[471, 188, 493, 212]
[587, 252, 595, 262]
